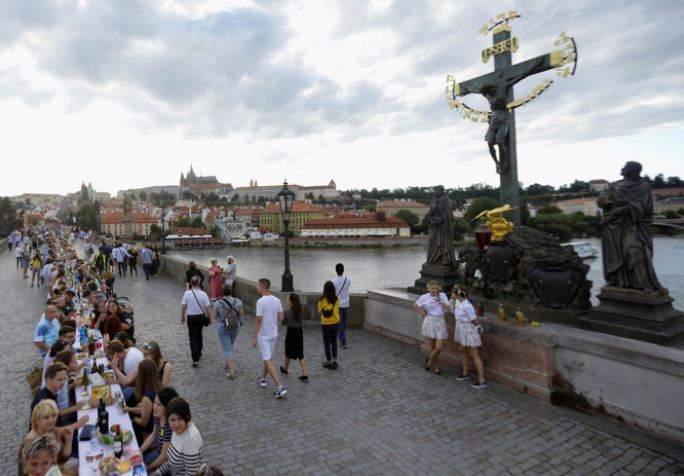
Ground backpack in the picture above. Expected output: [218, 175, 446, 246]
[217, 298, 240, 331]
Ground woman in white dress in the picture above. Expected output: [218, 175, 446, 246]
[413, 281, 450, 375]
[452, 288, 487, 389]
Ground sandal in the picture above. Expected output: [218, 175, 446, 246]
[432, 369, 442, 376]
[226, 373, 235, 380]
[424, 357, 430, 371]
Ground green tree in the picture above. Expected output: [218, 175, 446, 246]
[191, 216, 204, 229]
[394, 209, 419, 230]
[138, 191, 147, 202]
[453, 218, 470, 241]
[210, 224, 222, 238]
[176, 217, 190, 227]
[463, 197, 500, 225]
[0, 197, 19, 235]
[537, 205, 562, 215]
[231, 193, 240, 203]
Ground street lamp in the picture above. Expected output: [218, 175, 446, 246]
[160, 189, 168, 255]
[276, 180, 296, 292]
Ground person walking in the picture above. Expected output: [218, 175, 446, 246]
[318, 281, 341, 370]
[30, 252, 43, 288]
[252, 278, 287, 398]
[413, 281, 450, 375]
[128, 245, 139, 277]
[208, 259, 223, 300]
[223, 256, 237, 286]
[212, 284, 242, 379]
[112, 242, 131, 277]
[452, 288, 487, 389]
[141, 244, 154, 281]
[15, 242, 24, 270]
[181, 276, 213, 367]
[279, 293, 309, 381]
[21, 244, 31, 279]
[185, 261, 204, 290]
[332, 263, 351, 349]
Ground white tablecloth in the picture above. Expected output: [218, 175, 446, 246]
[75, 356, 147, 475]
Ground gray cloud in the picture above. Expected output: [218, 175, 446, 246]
[0, 0, 682, 144]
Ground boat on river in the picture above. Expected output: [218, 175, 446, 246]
[562, 241, 599, 259]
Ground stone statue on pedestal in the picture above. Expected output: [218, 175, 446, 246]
[425, 185, 457, 267]
[408, 185, 459, 294]
[597, 161, 664, 293]
[581, 161, 684, 344]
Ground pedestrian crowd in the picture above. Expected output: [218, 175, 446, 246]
[16, 225, 224, 476]
[13, 223, 487, 475]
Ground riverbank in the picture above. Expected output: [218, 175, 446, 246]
[262, 236, 428, 248]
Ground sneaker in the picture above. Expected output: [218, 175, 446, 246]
[322, 362, 332, 369]
[274, 387, 288, 399]
[257, 376, 267, 388]
[298, 375, 309, 382]
[279, 366, 289, 375]
[455, 374, 471, 381]
[331, 361, 339, 370]
[192, 362, 198, 368]
[471, 381, 487, 389]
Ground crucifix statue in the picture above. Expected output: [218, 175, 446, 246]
[447, 12, 577, 225]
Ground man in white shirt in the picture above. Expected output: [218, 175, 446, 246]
[112, 243, 132, 277]
[332, 263, 351, 348]
[181, 276, 214, 367]
[252, 278, 287, 398]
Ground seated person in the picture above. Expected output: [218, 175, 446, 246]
[31, 363, 85, 429]
[143, 341, 173, 387]
[124, 360, 162, 445]
[18, 434, 61, 476]
[140, 387, 179, 471]
[22, 400, 86, 466]
[108, 340, 144, 400]
[33, 306, 61, 358]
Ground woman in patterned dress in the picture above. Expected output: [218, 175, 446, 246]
[413, 281, 450, 375]
[452, 288, 487, 389]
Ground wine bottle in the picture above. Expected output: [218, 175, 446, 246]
[113, 426, 123, 458]
[91, 359, 98, 375]
[97, 399, 109, 434]
[82, 368, 89, 388]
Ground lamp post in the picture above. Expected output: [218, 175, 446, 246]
[160, 189, 168, 255]
[276, 180, 295, 292]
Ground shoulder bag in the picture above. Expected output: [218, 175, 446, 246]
[190, 289, 211, 327]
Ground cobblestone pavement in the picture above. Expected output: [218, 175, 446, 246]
[2, 250, 683, 475]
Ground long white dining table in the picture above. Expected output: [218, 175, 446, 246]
[74, 334, 147, 476]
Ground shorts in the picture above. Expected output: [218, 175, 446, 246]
[258, 336, 277, 361]
[421, 314, 448, 340]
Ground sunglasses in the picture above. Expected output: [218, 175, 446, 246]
[142, 342, 152, 351]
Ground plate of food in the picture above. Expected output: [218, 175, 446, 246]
[96, 430, 134, 445]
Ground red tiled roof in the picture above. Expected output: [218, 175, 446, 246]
[176, 227, 209, 236]
[304, 215, 408, 229]
[100, 212, 156, 224]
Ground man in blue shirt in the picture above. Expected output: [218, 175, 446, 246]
[141, 244, 154, 281]
[33, 305, 61, 357]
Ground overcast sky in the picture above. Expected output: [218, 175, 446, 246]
[1, 0, 682, 196]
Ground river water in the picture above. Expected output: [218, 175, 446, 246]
[170, 237, 684, 304]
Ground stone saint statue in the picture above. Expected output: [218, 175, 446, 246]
[478, 57, 544, 174]
[425, 185, 457, 267]
[598, 161, 664, 293]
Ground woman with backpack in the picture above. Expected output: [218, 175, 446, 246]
[318, 281, 341, 370]
[212, 284, 242, 379]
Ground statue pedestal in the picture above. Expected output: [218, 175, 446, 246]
[408, 263, 460, 295]
[579, 287, 684, 345]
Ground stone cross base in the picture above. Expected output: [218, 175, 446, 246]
[579, 286, 684, 345]
[407, 263, 460, 295]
